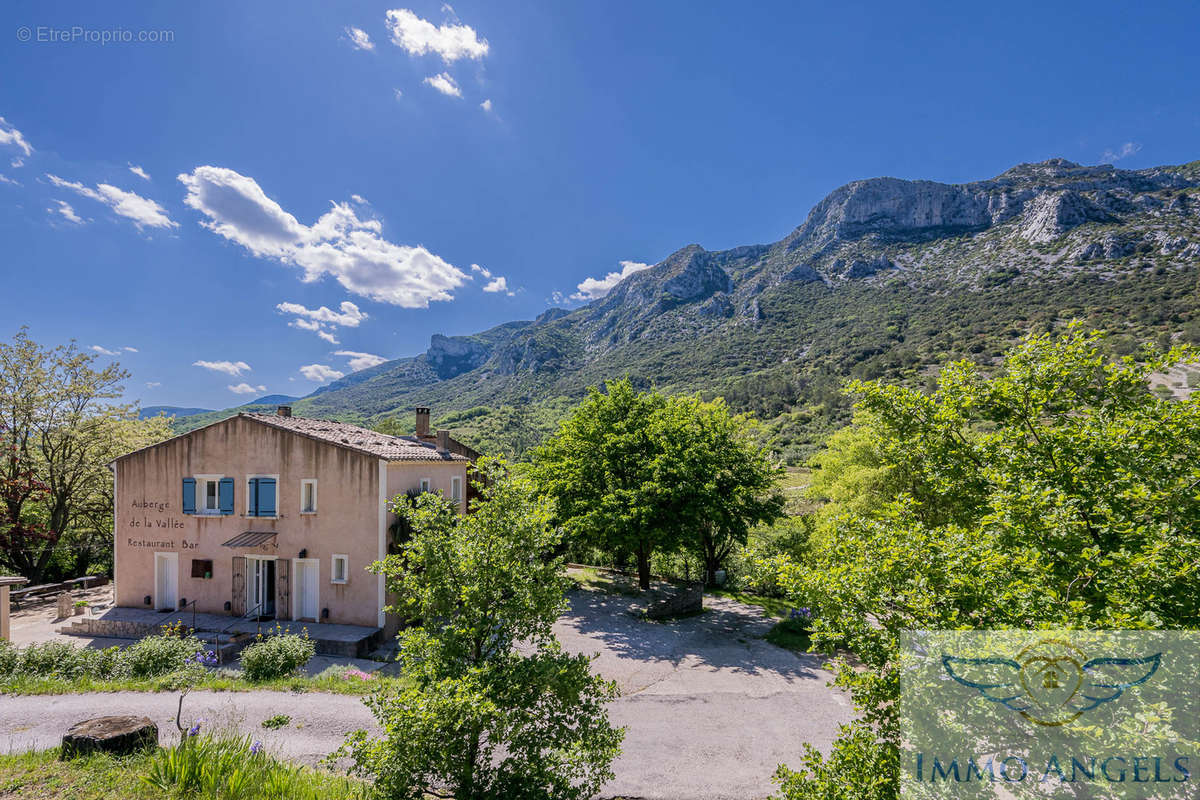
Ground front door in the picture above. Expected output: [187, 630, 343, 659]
[246, 557, 276, 619]
[293, 559, 319, 621]
[154, 552, 178, 612]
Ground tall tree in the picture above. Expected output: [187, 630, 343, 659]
[0, 329, 169, 582]
[344, 459, 623, 800]
[768, 326, 1200, 800]
[652, 395, 785, 586]
[531, 379, 784, 589]
[530, 379, 677, 589]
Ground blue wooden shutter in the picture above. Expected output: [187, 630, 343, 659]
[247, 478, 258, 517]
[218, 477, 235, 515]
[182, 478, 196, 514]
[257, 478, 277, 516]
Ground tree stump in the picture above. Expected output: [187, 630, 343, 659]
[61, 716, 158, 759]
[56, 592, 73, 620]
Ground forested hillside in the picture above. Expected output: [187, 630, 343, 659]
[173, 158, 1200, 462]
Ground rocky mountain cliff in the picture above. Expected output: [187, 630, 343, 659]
[183, 158, 1200, 459]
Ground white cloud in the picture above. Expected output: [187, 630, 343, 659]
[0, 173, 21, 186]
[299, 363, 345, 382]
[351, 194, 367, 204]
[52, 200, 84, 224]
[179, 166, 468, 308]
[10, 158, 23, 168]
[483, 276, 514, 295]
[393, 88, 404, 101]
[0, 117, 32, 158]
[424, 72, 462, 98]
[276, 300, 367, 344]
[193, 359, 251, 376]
[480, 99, 492, 112]
[47, 174, 176, 230]
[228, 382, 267, 395]
[128, 164, 151, 181]
[123, 346, 138, 352]
[385, 8, 488, 63]
[145, 381, 161, 388]
[276, 300, 367, 327]
[345, 25, 375, 50]
[570, 260, 652, 302]
[335, 350, 388, 371]
[470, 263, 492, 278]
[1102, 142, 1142, 163]
[90, 345, 119, 356]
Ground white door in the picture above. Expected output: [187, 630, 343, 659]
[154, 552, 178, 611]
[246, 557, 277, 618]
[293, 559, 319, 621]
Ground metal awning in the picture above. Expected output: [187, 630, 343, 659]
[221, 531, 278, 548]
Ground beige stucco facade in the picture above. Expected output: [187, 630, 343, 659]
[112, 414, 468, 629]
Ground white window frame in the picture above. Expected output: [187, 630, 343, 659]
[450, 476, 463, 503]
[245, 473, 280, 518]
[419, 477, 430, 492]
[331, 553, 349, 584]
[193, 474, 224, 516]
[300, 479, 318, 514]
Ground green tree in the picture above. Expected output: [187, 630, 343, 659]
[653, 395, 786, 585]
[769, 326, 1200, 800]
[343, 459, 623, 800]
[530, 379, 675, 589]
[532, 380, 785, 589]
[0, 328, 170, 582]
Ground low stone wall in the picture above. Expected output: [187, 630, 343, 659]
[62, 617, 158, 640]
[645, 582, 704, 620]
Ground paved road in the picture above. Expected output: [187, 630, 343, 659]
[0, 590, 850, 799]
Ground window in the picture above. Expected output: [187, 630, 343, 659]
[187, 475, 233, 516]
[331, 554, 349, 584]
[190, 559, 213, 579]
[246, 476, 277, 517]
[419, 478, 430, 492]
[450, 476, 462, 502]
[300, 479, 317, 514]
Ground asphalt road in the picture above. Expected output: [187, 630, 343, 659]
[0, 590, 850, 799]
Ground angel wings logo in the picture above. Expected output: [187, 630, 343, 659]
[943, 638, 1162, 726]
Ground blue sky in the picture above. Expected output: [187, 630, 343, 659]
[1, 1, 1198, 409]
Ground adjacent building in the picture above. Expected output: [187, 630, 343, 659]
[111, 407, 475, 630]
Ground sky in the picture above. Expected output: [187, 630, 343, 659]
[1, 1, 1199, 409]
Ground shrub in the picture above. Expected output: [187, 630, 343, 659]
[239, 629, 314, 682]
[123, 633, 205, 679]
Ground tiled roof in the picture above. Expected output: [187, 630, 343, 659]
[243, 413, 470, 462]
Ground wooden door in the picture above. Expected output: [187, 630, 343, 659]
[231, 556, 246, 616]
[275, 558, 290, 621]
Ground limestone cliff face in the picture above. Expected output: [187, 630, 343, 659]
[295, 157, 1200, 403]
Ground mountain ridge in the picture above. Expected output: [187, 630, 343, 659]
[174, 158, 1200, 460]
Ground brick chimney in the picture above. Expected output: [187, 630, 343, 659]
[437, 429, 450, 453]
[276, 405, 292, 418]
[415, 407, 430, 437]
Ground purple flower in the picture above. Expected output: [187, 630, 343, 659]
[187, 722, 201, 737]
[250, 740, 263, 755]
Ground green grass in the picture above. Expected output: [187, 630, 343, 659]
[0, 669, 396, 696]
[0, 740, 362, 800]
[566, 566, 642, 597]
[709, 589, 793, 619]
[764, 618, 813, 655]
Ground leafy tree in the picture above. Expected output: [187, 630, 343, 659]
[769, 325, 1200, 800]
[530, 380, 676, 589]
[533, 381, 784, 588]
[343, 459, 623, 800]
[653, 395, 786, 585]
[0, 329, 170, 581]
